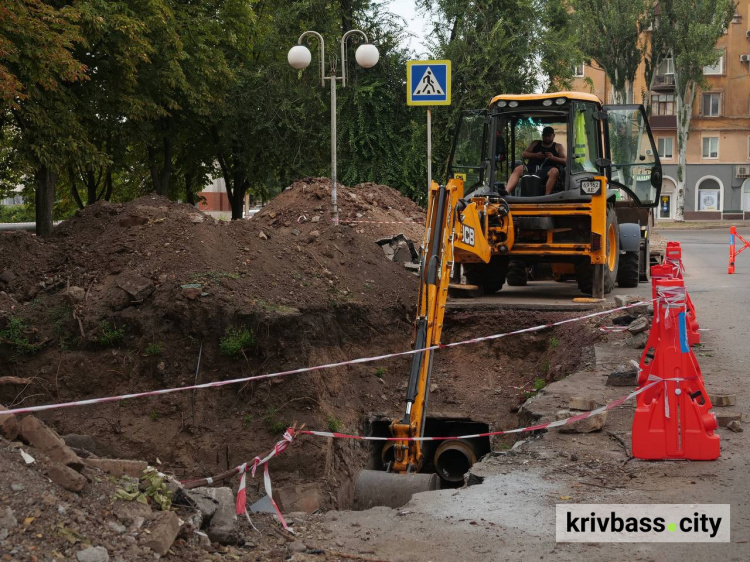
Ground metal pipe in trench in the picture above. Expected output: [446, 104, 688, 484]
[433, 440, 478, 482]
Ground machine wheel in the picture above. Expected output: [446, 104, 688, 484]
[639, 239, 651, 282]
[505, 261, 528, 286]
[576, 208, 619, 295]
[617, 251, 640, 288]
[463, 257, 509, 294]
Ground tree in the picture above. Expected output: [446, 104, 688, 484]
[1, 0, 87, 234]
[571, 0, 651, 103]
[649, 0, 735, 220]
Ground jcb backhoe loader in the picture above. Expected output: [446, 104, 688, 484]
[353, 92, 662, 507]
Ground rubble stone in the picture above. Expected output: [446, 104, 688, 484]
[556, 410, 608, 433]
[194, 487, 238, 544]
[716, 413, 742, 427]
[0, 506, 18, 530]
[627, 317, 650, 335]
[142, 511, 180, 555]
[625, 332, 649, 349]
[709, 394, 737, 407]
[184, 488, 219, 520]
[46, 463, 87, 492]
[116, 274, 154, 301]
[62, 286, 86, 304]
[76, 546, 109, 562]
[568, 397, 600, 411]
[727, 420, 743, 433]
[18, 416, 84, 470]
[606, 363, 638, 386]
[0, 405, 19, 441]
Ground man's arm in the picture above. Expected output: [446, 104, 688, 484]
[522, 141, 543, 160]
[550, 142, 566, 165]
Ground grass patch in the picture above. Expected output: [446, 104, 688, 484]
[97, 320, 125, 347]
[263, 407, 286, 435]
[532, 377, 546, 391]
[326, 415, 343, 433]
[374, 367, 387, 379]
[219, 326, 255, 358]
[549, 337, 559, 349]
[145, 343, 163, 356]
[242, 414, 253, 429]
[0, 317, 41, 356]
[190, 271, 239, 282]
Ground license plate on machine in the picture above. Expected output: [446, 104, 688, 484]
[580, 180, 601, 195]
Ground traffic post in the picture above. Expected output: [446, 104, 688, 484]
[728, 226, 750, 274]
[407, 60, 451, 194]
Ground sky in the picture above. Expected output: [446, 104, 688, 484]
[387, 1, 430, 56]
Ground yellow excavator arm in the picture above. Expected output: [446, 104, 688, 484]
[389, 179, 491, 473]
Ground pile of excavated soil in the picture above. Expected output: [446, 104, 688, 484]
[0, 177, 605, 558]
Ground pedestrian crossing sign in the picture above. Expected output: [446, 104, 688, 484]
[407, 60, 451, 106]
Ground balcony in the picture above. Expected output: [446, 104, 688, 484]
[649, 115, 677, 130]
[653, 74, 675, 91]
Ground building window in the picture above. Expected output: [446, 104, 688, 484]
[651, 94, 675, 115]
[656, 55, 674, 76]
[697, 178, 721, 211]
[657, 137, 674, 159]
[573, 64, 584, 77]
[702, 136, 719, 159]
[703, 54, 725, 75]
[702, 93, 721, 117]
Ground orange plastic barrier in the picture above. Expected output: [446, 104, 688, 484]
[728, 226, 750, 274]
[632, 277, 719, 460]
[653, 242, 700, 344]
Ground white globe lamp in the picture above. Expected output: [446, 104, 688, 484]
[355, 44, 379, 68]
[287, 45, 312, 70]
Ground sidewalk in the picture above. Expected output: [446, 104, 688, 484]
[655, 219, 750, 231]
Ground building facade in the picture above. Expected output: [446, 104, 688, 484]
[572, 1, 750, 220]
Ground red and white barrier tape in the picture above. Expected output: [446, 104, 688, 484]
[300, 378, 668, 442]
[182, 429, 295, 531]
[0, 299, 654, 418]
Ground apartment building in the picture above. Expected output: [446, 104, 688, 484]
[572, 1, 750, 220]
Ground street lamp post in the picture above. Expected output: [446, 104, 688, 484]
[288, 31, 379, 225]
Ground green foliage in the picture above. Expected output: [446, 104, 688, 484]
[0, 317, 40, 356]
[326, 415, 343, 433]
[114, 467, 173, 510]
[96, 320, 125, 347]
[572, 0, 651, 102]
[145, 343, 163, 356]
[0, 204, 35, 223]
[219, 326, 255, 358]
[549, 337, 559, 349]
[263, 407, 286, 435]
[50, 305, 76, 350]
[374, 367, 387, 378]
[533, 377, 546, 391]
[149, 411, 159, 421]
[242, 414, 253, 429]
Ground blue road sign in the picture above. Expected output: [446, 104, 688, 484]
[407, 60, 451, 106]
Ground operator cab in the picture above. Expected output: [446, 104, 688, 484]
[447, 93, 662, 207]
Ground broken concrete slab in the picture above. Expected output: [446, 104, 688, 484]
[85, 458, 147, 478]
[183, 488, 219, 521]
[627, 317, 650, 335]
[46, 463, 87, 492]
[606, 363, 638, 387]
[76, 546, 109, 562]
[568, 397, 601, 411]
[193, 487, 238, 544]
[556, 410, 608, 433]
[709, 394, 737, 407]
[727, 420, 743, 433]
[716, 413, 742, 427]
[19, 416, 84, 470]
[142, 510, 180, 555]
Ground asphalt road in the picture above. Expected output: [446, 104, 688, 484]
[324, 227, 750, 561]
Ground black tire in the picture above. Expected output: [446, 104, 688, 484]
[639, 239, 651, 282]
[463, 257, 509, 294]
[505, 261, 528, 286]
[576, 207, 620, 295]
[617, 251, 640, 288]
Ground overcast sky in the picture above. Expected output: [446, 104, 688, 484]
[387, 1, 429, 56]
